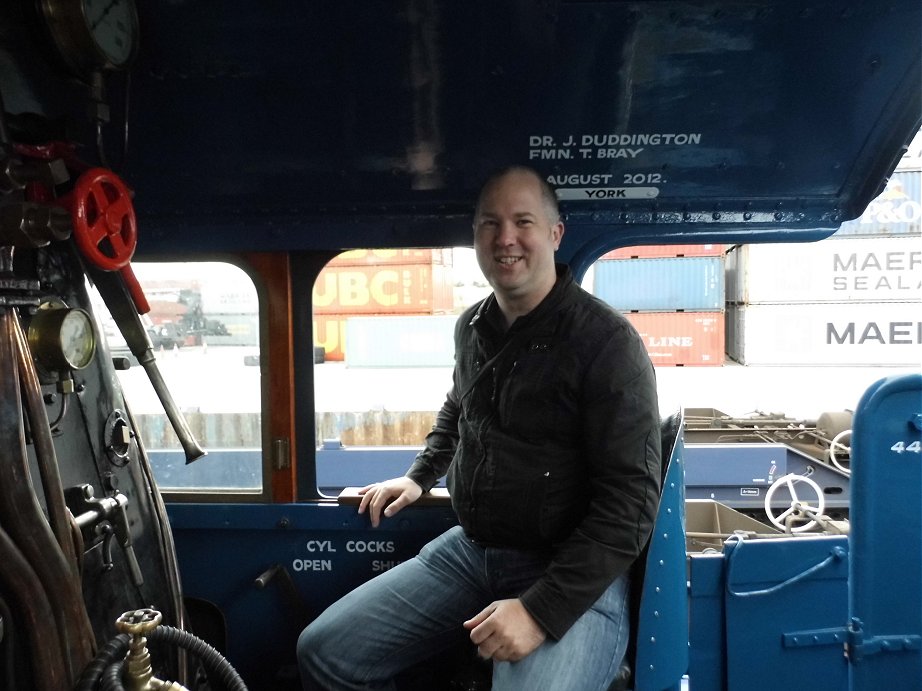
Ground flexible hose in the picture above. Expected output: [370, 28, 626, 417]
[74, 627, 247, 691]
[99, 660, 124, 691]
[150, 626, 248, 691]
[73, 634, 129, 691]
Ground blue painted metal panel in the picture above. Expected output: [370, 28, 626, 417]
[167, 502, 458, 690]
[849, 374, 922, 690]
[687, 554, 728, 691]
[102, 0, 920, 256]
[149, 449, 262, 491]
[723, 536, 850, 691]
[635, 416, 689, 691]
[593, 257, 724, 311]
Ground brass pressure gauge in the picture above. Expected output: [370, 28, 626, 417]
[38, 0, 140, 75]
[28, 304, 97, 371]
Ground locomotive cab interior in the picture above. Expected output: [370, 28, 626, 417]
[0, 0, 920, 689]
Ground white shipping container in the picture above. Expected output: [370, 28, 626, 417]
[726, 303, 922, 366]
[725, 236, 922, 304]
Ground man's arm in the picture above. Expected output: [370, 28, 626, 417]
[360, 384, 461, 527]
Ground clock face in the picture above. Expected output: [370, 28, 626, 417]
[82, 0, 138, 68]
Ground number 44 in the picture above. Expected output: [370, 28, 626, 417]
[891, 440, 922, 454]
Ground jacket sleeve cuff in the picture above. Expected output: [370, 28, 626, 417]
[405, 460, 439, 493]
[519, 583, 578, 641]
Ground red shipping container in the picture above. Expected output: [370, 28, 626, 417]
[602, 244, 724, 260]
[625, 312, 725, 366]
[313, 263, 455, 315]
[327, 248, 450, 267]
[313, 314, 348, 361]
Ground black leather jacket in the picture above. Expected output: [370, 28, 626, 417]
[407, 266, 661, 639]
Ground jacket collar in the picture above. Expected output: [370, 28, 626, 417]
[469, 263, 576, 338]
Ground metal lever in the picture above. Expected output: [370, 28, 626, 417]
[89, 266, 206, 463]
[65, 484, 145, 586]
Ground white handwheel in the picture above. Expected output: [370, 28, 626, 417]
[828, 429, 852, 475]
[764, 473, 826, 533]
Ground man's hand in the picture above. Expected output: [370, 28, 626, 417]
[357, 477, 423, 527]
[463, 599, 547, 662]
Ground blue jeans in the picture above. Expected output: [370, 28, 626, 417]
[298, 526, 630, 690]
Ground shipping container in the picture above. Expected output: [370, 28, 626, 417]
[726, 302, 922, 366]
[593, 257, 724, 311]
[725, 235, 922, 305]
[345, 315, 458, 368]
[327, 248, 451, 267]
[625, 312, 725, 366]
[601, 244, 724, 260]
[313, 314, 349, 361]
[834, 170, 921, 237]
[313, 263, 455, 315]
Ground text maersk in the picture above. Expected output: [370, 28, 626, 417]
[827, 322, 922, 345]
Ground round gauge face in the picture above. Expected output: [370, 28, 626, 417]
[29, 306, 98, 371]
[59, 309, 97, 369]
[39, 0, 139, 74]
[82, 0, 139, 68]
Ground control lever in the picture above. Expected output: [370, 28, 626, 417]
[60, 168, 205, 463]
[65, 484, 144, 587]
[89, 267, 207, 463]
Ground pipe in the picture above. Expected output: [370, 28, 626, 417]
[0, 523, 68, 691]
[11, 309, 82, 578]
[0, 309, 94, 683]
[0, 596, 15, 690]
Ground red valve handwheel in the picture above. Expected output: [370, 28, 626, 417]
[72, 168, 137, 271]
[69, 168, 150, 314]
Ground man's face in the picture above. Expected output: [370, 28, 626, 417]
[473, 171, 563, 307]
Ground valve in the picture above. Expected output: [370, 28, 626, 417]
[60, 168, 150, 314]
[115, 608, 187, 691]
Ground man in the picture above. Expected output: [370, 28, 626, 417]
[298, 165, 662, 690]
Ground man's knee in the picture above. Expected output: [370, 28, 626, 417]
[297, 623, 328, 690]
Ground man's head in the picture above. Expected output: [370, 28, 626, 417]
[473, 166, 564, 321]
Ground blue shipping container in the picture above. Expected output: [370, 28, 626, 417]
[593, 257, 725, 311]
[345, 314, 457, 367]
[835, 170, 921, 237]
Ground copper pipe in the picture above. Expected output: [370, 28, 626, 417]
[0, 309, 93, 684]
[11, 308, 81, 578]
[0, 523, 67, 691]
